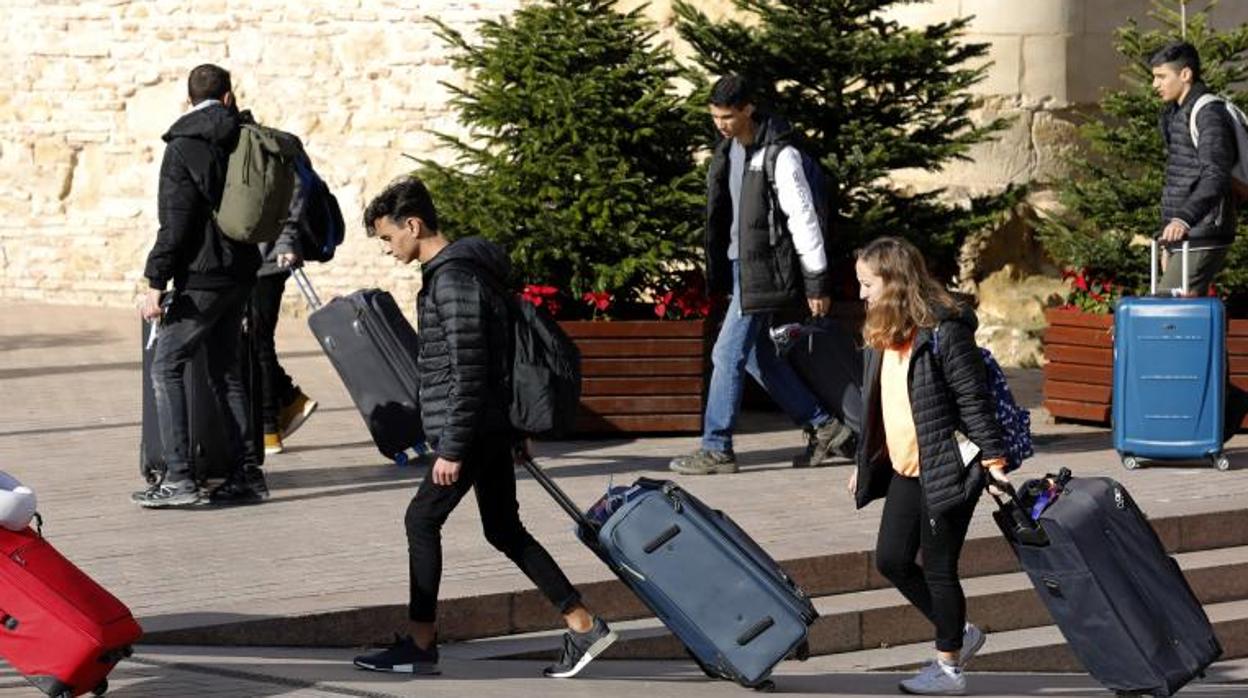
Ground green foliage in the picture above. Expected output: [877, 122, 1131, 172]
[1037, 0, 1248, 308]
[673, 0, 1013, 281]
[416, 0, 705, 311]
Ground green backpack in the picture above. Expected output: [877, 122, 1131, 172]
[214, 122, 300, 244]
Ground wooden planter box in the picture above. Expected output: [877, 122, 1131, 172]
[560, 320, 708, 434]
[1042, 307, 1248, 429]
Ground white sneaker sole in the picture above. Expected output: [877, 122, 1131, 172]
[280, 400, 318, 441]
[544, 630, 619, 678]
[352, 659, 439, 675]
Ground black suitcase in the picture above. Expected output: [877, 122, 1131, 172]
[771, 317, 863, 434]
[995, 472, 1221, 696]
[140, 296, 263, 485]
[293, 269, 427, 465]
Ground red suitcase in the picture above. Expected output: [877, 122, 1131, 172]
[0, 520, 142, 697]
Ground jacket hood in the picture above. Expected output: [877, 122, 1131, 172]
[424, 236, 512, 283]
[162, 103, 241, 145]
[934, 299, 979, 333]
[753, 112, 794, 147]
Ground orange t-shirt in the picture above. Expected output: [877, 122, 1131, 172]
[880, 339, 920, 478]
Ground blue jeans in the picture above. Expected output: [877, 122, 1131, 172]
[702, 262, 829, 453]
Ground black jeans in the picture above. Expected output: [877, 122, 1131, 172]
[151, 285, 259, 481]
[874, 472, 978, 653]
[405, 437, 581, 623]
[251, 273, 299, 433]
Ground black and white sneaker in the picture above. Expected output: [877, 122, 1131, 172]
[353, 635, 439, 675]
[543, 617, 618, 678]
[131, 479, 201, 508]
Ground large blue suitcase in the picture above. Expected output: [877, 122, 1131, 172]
[1112, 242, 1228, 470]
[522, 459, 816, 689]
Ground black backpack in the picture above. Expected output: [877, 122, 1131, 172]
[438, 261, 582, 438]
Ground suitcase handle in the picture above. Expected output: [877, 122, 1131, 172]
[990, 481, 1050, 547]
[291, 267, 323, 310]
[1151, 239, 1190, 296]
[518, 455, 595, 533]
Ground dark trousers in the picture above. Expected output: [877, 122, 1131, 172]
[251, 273, 299, 433]
[405, 437, 581, 623]
[151, 285, 259, 481]
[874, 473, 978, 653]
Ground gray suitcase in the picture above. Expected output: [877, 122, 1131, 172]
[522, 458, 816, 690]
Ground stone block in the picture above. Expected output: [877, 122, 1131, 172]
[965, 34, 1021, 97]
[1068, 34, 1127, 105]
[879, 0, 961, 29]
[963, 0, 1075, 35]
[125, 81, 184, 144]
[1030, 109, 1081, 180]
[1021, 35, 1069, 104]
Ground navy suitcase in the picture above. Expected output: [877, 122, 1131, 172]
[293, 269, 427, 465]
[522, 458, 816, 690]
[140, 296, 264, 485]
[1113, 241, 1227, 470]
[995, 472, 1221, 696]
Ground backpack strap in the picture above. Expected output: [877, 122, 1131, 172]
[762, 144, 787, 247]
[1189, 93, 1222, 149]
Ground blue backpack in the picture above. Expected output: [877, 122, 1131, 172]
[933, 328, 1034, 473]
[293, 158, 345, 263]
[762, 144, 833, 249]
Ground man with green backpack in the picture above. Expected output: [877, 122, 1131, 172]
[136, 63, 297, 507]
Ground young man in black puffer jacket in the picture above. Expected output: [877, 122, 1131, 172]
[352, 177, 616, 679]
[1152, 41, 1237, 296]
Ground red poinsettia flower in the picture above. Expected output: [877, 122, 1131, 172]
[654, 291, 675, 318]
[582, 290, 613, 312]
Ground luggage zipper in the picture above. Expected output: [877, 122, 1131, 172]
[1114, 487, 1125, 510]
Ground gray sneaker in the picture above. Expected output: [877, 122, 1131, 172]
[792, 420, 854, 468]
[131, 478, 201, 508]
[669, 448, 738, 475]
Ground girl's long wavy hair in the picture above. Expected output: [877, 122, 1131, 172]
[857, 236, 960, 350]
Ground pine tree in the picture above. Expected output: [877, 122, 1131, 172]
[1037, 0, 1248, 304]
[414, 0, 705, 315]
[673, 0, 1013, 284]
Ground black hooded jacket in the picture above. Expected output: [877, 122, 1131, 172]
[143, 103, 261, 291]
[854, 304, 1005, 516]
[1160, 81, 1238, 250]
[705, 113, 829, 315]
[417, 237, 515, 461]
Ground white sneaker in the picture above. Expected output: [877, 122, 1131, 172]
[900, 659, 966, 695]
[960, 623, 986, 667]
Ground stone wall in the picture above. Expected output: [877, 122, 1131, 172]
[3, 0, 1248, 309]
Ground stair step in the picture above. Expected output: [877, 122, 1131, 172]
[443, 545, 1248, 663]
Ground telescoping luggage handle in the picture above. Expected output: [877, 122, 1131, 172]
[291, 267, 323, 311]
[1150, 239, 1190, 296]
[990, 480, 1050, 547]
[518, 455, 595, 532]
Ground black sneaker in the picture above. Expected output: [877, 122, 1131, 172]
[244, 467, 270, 500]
[792, 420, 854, 468]
[543, 617, 618, 678]
[131, 479, 201, 508]
[207, 476, 263, 506]
[353, 635, 439, 675]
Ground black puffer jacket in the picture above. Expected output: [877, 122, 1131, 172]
[854, 304, 1005, 516]
[1159, 82, 1238, 250]
[143, 104, 262, 290]
[417, 237, 514, 461]
[705, 113, 829, 314]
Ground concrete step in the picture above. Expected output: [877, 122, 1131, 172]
[143, 505, 1248, 647]
[440, 545, 1248, 662]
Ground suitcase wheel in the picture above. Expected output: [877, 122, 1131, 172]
[1121, 455, 1140, 470]
[752, 679, 776, 692]
[1213, 454, 1231, 471]
[92, 679, 109, 696]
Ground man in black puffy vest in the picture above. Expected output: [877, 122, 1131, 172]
[1152, 41, 1237, 296]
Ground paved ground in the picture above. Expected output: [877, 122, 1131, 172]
[3, 300, 1248, 696]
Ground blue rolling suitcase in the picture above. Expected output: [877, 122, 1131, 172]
[521, 458, 816, 690]
[1113, 241, 1228, 470]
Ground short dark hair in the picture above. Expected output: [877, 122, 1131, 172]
[709, 74, 755, 108]
[1150, 41, 1202, 82]
[188, 64, 232, 105]
[363, 176, 440, 236]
